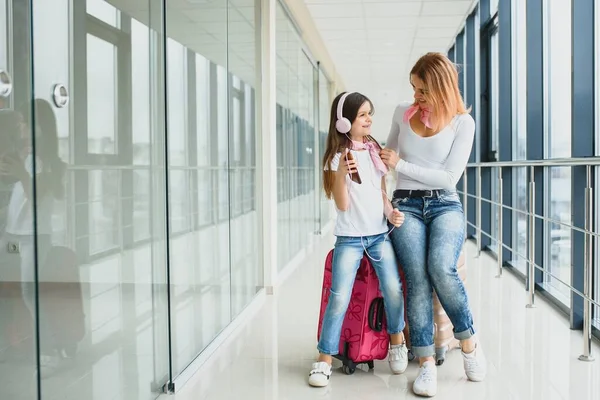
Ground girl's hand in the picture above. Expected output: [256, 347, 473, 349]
[380, 149, 400, 169]
[387, 209, 405, 227]
[336, 150, 357, 178]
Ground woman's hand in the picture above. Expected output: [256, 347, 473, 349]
[380, 149, 400, 169]
[387, 209, 405, 228]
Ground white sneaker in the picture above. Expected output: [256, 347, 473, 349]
[388, 343, 408, 374]
[413, 361, 437, 397]
[462, 343, 487, 382]
[308, 361, 332, 387]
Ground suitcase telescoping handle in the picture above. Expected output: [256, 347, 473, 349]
[368, 297, 385, 332]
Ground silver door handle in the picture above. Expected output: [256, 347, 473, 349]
[0, 70, 13, 97]
[52, 83, 69, 108]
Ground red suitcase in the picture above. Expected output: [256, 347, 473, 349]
[317, 249, 389, 375]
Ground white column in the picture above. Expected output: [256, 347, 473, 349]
[257, 0, 277, 294]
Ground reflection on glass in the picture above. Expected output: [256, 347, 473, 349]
[511, 0, 528, 274]
[0, 1, 38, 398]
[87, 0, 119, 28]
[318, 70, 332, 227]
[0, 1, 6, 71]
[596, 0, 600, 328]
[87, 34, 117, 155]
[31, 1, 171, 399]
[490, 0, 499, 15]
[490, 30, 500, 251]
[276, 2, 317, 271]
[165, 0, 262, 378]
[546, 0, 572, 303]
[0, 0, 325, 398]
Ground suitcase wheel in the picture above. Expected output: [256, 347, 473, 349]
[435, 346, 447, 366]
[367, 361, 374, 370]
[342, 364, 356, 375]
[408, 349, 415, 361]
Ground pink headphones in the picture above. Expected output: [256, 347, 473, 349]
[335, 91, 354, 134]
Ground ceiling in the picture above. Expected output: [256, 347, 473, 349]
[104, 0, 474, 141]
[305, 0, 476, 142]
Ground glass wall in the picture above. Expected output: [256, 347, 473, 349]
[458, 0, 598, 340]
[489, 27, 500, 250]
[594, 0, 600, 330]
[318, 69, 332, 228]
[0, 0, 334, 399]
[0, 2, 38, 399]
[511, 0, 528, 274]
[163, 0, 262, 378]
[544, 0, 572, 304]
[276, 2, 319, 271]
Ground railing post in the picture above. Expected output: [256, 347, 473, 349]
[579, 165, 595, 361]
[526, 165, 536, 308]
[463, 170, 468, 240]
[496, 167, 503, 278]
[476, 166, 482, 257]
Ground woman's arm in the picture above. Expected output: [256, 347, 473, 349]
[384, 105, 403, 151]
[384, 116, 475, 190]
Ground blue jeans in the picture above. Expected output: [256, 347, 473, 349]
[317, 234, 405, 355]
[389, 190, 474, 358]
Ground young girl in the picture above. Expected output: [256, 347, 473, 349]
[308, 91, 408, 387]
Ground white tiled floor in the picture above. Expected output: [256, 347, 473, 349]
[164, 237, 600, 400]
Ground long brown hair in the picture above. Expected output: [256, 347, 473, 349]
[19, 99, 66, 200]
[322, 91, 381, 199]
[410, 52, 470, 131]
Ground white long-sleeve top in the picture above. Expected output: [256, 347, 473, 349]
[385, 102, 475, 191]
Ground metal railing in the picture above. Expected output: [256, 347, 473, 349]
[461, 157, 600, 362]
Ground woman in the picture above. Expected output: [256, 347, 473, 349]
[380, 52, 486, 397]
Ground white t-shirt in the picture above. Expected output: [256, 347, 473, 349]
[386, 102, 475, 190]
[327, 149, 388, 237]
[6, 154, 54, 235]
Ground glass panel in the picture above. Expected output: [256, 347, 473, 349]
[0, 0, 7, 106]
[276, 2, 303, 270]
[87, 34, 117, 155]
[32, 1, 171, 399]
[166, 39, 190, 235]
[132, 19, 151, 242]
[511, 0, 528, 274]
[0, 1, 38, 398]
[228, 0, 260, 317]
[595, 0, 600, 330]
[196, 54, 211, 227]
[545, 0, 572, 304]
[165, 0, 233, 378]
[490, 0, 499, 15]
[87, 0, 119, 28]
[299, 53, 316, 250]
[490, 30, 500, 251]
[318, 70, 331, 227]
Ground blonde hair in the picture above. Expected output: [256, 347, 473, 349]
[410, 52, 470, 130]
